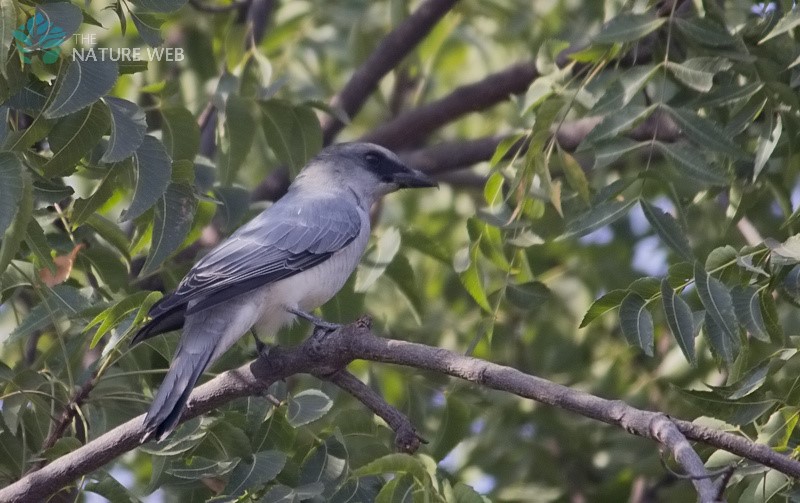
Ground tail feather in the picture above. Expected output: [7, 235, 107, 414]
[141, 347, 212, 443]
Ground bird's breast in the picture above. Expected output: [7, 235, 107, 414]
[253, 207, 371, 334]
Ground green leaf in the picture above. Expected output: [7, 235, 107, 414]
[580, 289, 627, 328]
[452, 483, 485, 503]
[167, 457, 239, 479]
[674, 17, 737, 47]
[695, 263, 739, 363]
[141, 183, 197, 275]
[594, 13, 665, 44]
[661, 279, 696, 365]
[619, 293, 654, 356]
[101, 97, 147, 163]
[298, 433, 347, 488]
[219, 95, 257, 185]
[85, 291, 155, 348]
[71, 165, 121, 227]
[454, 244, 491, 312]
[353, 453, 430, 484]
[731, 286, 768, 342]
[8, 285, 90, 342]
[483, 171, 505, 206]
[0, 152, 23, 237]
[665, 60, 715, 92]
[489, 133, 525, 168]
[757, 407, 799, 449]
[161, 107, 199, 162]
[431, 395, 471, 461]
[214, 186, 250, 231]
[506, 281, 550, 310]
[584, 105, 653, 144]
[559, 150, 589, 203]
[384, 253, 423, 321]
[560, 198, 636, 240]
[0, 0, 15, 77]
[592, 65, 658, 115]
[45, 59, 119, 119]
[355, 227, 401, 293]
[259, 99, 322, 172]
[759, 290, 783, 343]
[664, 106, 743, 156]
[0, 173, 32, 277]
[760, 7, 800, 43]
[84, 474, 137, 503]
[129, 11, 163, 47]
[629, 277, 660, 299]
[120, 135, 172, 222]
[753, 113, 781, 181]
[287, 389, 333, 427]
[640, 200, 692, 260]
[226, 450, 286, 495]
[129, 0, 188, 13]
[666, 57, 732, 93]
[375, 474, 418, 503]
[43, 103, 110, 177]
[85, 214, 131, 262]
[655, 141, 728, 185]
[24, 219, 55, 274]
[590, 138, 644, 170]
[261, 483, 326, 502]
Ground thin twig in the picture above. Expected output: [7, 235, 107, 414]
[321, 369, 426, 453]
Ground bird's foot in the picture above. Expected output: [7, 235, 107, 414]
[287, 307, 342, 333]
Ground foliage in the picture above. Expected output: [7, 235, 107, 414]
[1, 0, 800, 501]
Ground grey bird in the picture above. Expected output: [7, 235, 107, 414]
[131, 142, 437, 442]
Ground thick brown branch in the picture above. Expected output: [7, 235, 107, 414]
[6, 321, 799, 502]
[362, 62, 538, 150]
[321, 0, 460, 144]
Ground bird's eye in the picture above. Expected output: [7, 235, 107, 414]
[364, 152, 381, 165]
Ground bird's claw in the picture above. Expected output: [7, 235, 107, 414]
[288, 307, 342, 333]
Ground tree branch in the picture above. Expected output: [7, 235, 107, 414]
[321, 368, 425, 453]
[321, 0, 460, 144]
[648, 414, 722, 503]
[363, 62, 538, 150]
[5, 318, 800, 503]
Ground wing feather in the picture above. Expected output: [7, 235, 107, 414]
[132, 196, 362, 344]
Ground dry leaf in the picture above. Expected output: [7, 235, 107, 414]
[40, 243, 85, 287]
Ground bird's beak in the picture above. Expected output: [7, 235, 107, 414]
[392, 168, 439, 189]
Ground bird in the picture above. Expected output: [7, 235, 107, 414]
[131, 142, 437, 442]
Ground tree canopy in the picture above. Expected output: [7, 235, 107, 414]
[2, 0, 800, 501]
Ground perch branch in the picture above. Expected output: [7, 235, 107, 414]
[3, 319, 799, 503]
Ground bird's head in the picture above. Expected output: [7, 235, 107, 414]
[295, 142, 438, 204]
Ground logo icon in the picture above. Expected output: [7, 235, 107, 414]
[13, 11, 69, 64]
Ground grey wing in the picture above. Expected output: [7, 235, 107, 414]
[131, 196, 362, 345]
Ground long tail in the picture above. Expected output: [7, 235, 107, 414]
[141, 345, 212, 443]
